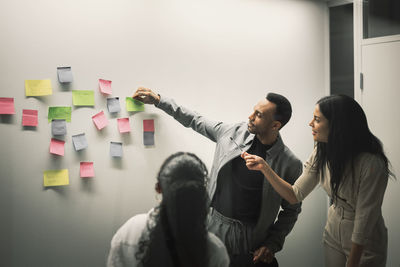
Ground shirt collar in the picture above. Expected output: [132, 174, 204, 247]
[248, 133, 284, 158]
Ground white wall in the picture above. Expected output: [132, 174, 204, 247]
[0, 0, 328, 266]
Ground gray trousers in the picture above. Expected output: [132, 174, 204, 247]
[323, 205, 387, 267]
[207, 208, 278, 267]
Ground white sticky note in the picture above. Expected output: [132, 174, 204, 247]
[143, 131, 155, 146]
[107, 97, 121, 113]
[72, 133, 88, 151]
[57, 67, 73, 83]
[52, 119, 67, 136]
[110, 142, 122, 157]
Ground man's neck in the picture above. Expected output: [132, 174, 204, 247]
[256, 132, 278, 146]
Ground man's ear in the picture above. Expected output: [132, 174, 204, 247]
[155, 182, 162, 194]
[272, 121, 282, 131]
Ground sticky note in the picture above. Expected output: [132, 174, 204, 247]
[48, 107, 71, 122]
[0, 97, 15, 114]
[126, 97, 144, 112]
[43, 169, 69, 187]
[57, 67, 73, 83]
[50, 138, 65, 156]
[25, 80, 52, 96]
[92, 111, 108, 130]
[80, 162, 94, 178]
[22, 109, 38, 126]
[117, 118, 131, 133]
[143, 119, 155, 132]
[52, 119, 67, 135]
[72, 133, 88, 151]
[99, 79, 112, 95]
[72, 90, 95, 106]
[110, 142, 123, 157]
[143, 131, 155, 146]
[107, 97, 121, 113]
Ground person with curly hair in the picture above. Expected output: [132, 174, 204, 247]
[107, 152, 229, 267]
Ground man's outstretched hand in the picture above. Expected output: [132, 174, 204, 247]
[132, 87, 160, 105]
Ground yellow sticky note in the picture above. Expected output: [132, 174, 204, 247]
[43, 169, 69, 187]
[25, 79, 53, 96]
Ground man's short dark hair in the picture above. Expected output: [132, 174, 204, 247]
[266, 92, 292, 129]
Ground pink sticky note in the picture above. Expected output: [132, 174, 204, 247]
[117, 118, 131, 133]
[50, 138, 65, 156]
[143, 119, 155, 132]
[0, 97, 15, 114]
[80, 162, 95, 178]
[22, 109, 38, 126]
[99, 79, 112, 95]
[92, 111, 108, 130]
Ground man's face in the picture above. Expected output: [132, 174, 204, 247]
[248, 99, 278, 136]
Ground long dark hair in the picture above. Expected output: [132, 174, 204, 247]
[313, 95, 393, 201]
[136, 152, 209, 267]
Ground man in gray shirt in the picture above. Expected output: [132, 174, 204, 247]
[133, 87, 302, 267]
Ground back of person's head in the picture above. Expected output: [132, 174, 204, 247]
[266, 92, 292, 129]
[138, 152, 209, 267]
[315, 94, 392, 201]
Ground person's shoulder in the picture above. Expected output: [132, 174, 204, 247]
[356, 152, 386, 170]
[207, 232, 226, 249]
[281, 144, 302, 166]
[206, 232, 230, 266]
[112, 212, 150, 246]
[225, 121, 247, 132]
[217, 121, 249, 139]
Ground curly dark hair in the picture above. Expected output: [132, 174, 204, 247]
[135, 152, 209, 267]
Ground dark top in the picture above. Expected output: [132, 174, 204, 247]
[212, 137, 271, 224]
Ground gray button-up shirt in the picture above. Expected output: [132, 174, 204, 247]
[157, 95, 302, 253]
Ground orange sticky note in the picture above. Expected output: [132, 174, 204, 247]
[0, 97, 15, 114]
[117, 118, 131, 133]
[80, 162, 94, 178]
[99, 79, 112, 95]
[50, 138, 65, 156]
[22, 109, 38, 126]
[92, 111, 108, 130]
[143, 119, 154, 132]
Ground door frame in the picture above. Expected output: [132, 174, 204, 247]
[354, 0, 400, 104]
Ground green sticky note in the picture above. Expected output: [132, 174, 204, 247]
[48, 107, 72, 122]
[72, 90, 95, 106]
[126, 97, 144, 112]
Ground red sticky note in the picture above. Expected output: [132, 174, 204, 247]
[0, 97, 15, 114]
[99, 79, 112, 95]
[92, 111, 108, 130]
[80, 162, 95, 178]
[22, 109, 38, 126]
[143, 119, 154, 132]
[50, 138, 65, 156]
[117, 118, 131, 133]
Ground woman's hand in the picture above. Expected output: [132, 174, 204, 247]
[241, 152, 268, 172]
[242, 151, 299, 205]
